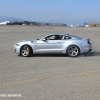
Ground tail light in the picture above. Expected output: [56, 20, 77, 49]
[87, 41, 91, 44]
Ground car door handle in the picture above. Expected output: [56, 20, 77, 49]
[57, 42, 61, 43]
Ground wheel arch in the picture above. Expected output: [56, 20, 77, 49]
[20, 44, 33, 55]
[66, 44, 81, 54]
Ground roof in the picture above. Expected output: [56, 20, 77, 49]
[49, 32, 69, 36]
[49, 32, 82, 39]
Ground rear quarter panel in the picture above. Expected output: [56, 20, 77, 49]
[62, 39, 83, 53]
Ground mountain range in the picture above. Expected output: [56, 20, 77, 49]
[0, 15, 24, 22]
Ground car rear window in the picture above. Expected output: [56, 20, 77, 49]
[64, 36, 72, 40]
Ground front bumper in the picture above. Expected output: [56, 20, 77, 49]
[14, 49, 16, 53]
[14, 44, 20, 54]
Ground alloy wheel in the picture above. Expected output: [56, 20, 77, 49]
[21, 46, 30, 57]
[67, 45, 79, 57]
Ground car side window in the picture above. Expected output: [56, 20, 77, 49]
[64, 36, 71, 40]
[54, 35, 63, 40]
[46, 35, 55, 40]
[46, 35, 63, 40]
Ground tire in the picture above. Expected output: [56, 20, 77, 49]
[20, 45, 32, 57]
[66, 45, 80, 57]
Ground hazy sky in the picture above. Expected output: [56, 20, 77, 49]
[0, 0, 100, 25]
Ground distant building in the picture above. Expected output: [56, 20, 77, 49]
[70, 25, 74, 27]
[84, 22, 100, 27]
[0, 21, 9, 25]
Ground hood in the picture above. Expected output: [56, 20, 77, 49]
[16, 39, 37, 43]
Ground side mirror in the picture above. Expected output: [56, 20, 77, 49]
[42, 38, 46, 41]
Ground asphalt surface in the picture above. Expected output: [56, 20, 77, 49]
[0, 26, 100, 100]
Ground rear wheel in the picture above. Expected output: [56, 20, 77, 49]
[20, 45, 32, 57]
[66, 45, 80, 57]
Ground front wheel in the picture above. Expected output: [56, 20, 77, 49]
[20, 45, 32, 57]
[66, 45, 80, 57]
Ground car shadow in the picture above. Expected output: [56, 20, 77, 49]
[27, 52, 100, 57]
[30, 54, 67, 57]
[79, 52, 100, 57]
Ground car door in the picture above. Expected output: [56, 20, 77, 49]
[36, 35, 63, 54]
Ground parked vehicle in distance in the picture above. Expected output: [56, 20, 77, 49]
[14, 33, 92, 57]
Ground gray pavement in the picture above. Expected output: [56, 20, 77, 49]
[0, 26, 100, 100]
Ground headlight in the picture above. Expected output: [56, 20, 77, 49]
[15, 44, 20, 46]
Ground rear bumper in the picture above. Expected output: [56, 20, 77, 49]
[81, 42, 92, 53]
[88, 49, 92, 52]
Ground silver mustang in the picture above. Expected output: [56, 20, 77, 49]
[14, 33, 92, 57]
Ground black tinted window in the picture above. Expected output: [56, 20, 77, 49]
[54, 35, 63, 40]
